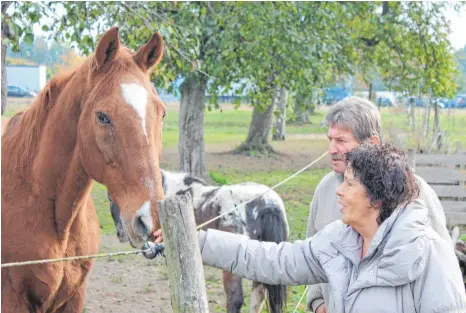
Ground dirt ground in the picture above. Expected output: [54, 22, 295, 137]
[84, 139, 329, 313]
[84, 234, 232, 313]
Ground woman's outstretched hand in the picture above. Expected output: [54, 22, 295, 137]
[153, 229, 163, 243]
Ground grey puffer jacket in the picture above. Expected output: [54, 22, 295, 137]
[199, 200, 466, 313]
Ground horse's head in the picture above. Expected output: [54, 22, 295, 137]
[77, 27, 165, 247]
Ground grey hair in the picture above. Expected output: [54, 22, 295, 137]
[326, 96, 383, 142]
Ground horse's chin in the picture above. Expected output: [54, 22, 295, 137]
[125, 230, 147, 249]
[119, 220, 146, 248]
[127, 235, 145, 249]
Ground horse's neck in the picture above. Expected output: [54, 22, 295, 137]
[32, 84, 84, 193]
[190, 183, 214, 199]
[31, 80, 92, 240]
[190, 184, 219, 210]
[54, 151, 93, 241]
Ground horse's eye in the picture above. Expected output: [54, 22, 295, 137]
[163, 111, 167, 119]
[96, 111, 111, 125]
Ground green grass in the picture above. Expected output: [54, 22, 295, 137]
[90, 182, 115, 236]
[162, 106, 328, 149]
[209, 171, 230, 185]
[3, 107, 22, 118]
[286, 110, 328, 134]
[162, 107, 252, 148]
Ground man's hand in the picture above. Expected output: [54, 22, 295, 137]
[315, 303, 327, 313]
[153, 229, 163, 243]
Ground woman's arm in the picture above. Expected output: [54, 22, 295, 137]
[199, 229, 328, 286]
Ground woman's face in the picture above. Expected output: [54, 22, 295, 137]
[336, 167, 379, 227]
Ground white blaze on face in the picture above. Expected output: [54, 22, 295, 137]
[121, 83, 148, 139]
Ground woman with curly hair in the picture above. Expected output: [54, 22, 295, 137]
[146, 143, 466, 312]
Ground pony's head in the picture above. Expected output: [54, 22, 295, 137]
[77, 27, 166, 247]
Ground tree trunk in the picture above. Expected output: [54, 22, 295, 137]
[179, 75, 208, 178]
[237, 89, 277, 154]
[368, 82, 373, 100]
[422, 99, 430, 137]
[1, 40, 7, 115]
[295, 101, 310, 124]
[428, 99, 442, 153]
[1, 2, 13, 116]
[409, 101, 415, 131]
[433, 99, 439, 134]
[272, 87, 287, 141]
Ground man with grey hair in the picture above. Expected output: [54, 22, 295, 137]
[306, 96, 450, 313]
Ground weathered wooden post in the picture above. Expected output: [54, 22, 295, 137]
[158, 193, 209, 313]
[407, 148, 416, 173]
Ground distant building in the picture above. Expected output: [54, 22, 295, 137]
[6, 65, 47, 93]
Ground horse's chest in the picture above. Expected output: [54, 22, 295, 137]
[26, 206, 99, 309]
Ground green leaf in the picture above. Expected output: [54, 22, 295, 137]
[23, 33, 34, 44]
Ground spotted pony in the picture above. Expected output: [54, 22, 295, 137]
[109, 169, 289, 313]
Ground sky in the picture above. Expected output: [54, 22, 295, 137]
[445, 5, 466, 51]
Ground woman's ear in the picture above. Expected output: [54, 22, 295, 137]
[370, 200, 383, 209]
[369, 135, 381, 145]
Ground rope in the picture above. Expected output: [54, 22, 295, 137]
[292, 286, 308, 313]
[196, 151, 328, 230]
[1, 248, 151, 268]
[1, 151, 328, 268]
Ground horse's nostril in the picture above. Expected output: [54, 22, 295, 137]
[135, 215, 151, 237]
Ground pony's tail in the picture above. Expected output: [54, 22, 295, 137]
[256, 206, 288, 313]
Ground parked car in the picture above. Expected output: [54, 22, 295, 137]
[323, 87, 349, 105]
[7, 85, 36, 98]
[407, 97, 425, 107]
[432, 98, 447, 109]
[454, 94, 466, 108]
[375, 92, 398, 107]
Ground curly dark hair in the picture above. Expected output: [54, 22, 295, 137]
[346, 143, 420, 224]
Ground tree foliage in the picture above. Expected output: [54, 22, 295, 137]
[455, 45, 466, 92]
[2, 1, 463, 156]
[1, 1, 50, 50]
[352, 2, 460, 98]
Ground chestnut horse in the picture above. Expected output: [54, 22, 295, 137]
[1, 27, 166, 312]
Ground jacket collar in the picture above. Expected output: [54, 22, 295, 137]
[332, 200, 428, 286]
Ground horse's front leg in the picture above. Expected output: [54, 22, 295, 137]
[223, 271, 244, 313]
[1, 276, 30, 313]
[53, 284, 85, 313]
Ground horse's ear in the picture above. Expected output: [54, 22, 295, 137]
[95, 27, 120, 68]
[133, 32, 164, 72]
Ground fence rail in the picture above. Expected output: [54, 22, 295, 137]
[412, 151, 466, 227]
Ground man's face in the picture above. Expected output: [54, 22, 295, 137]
[327, 123, 360, 174]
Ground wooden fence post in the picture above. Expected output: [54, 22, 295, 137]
[407, 148, 416, 172]
[158, 193, 209, 313]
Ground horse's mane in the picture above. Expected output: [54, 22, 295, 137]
[2, 69, 77, 177]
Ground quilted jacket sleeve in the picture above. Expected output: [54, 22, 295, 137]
[199, 229, 328, 286]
